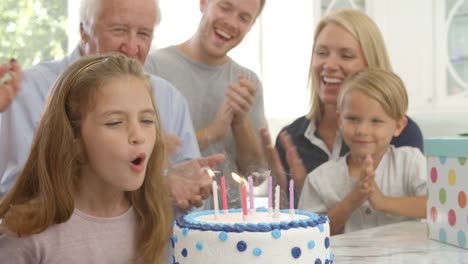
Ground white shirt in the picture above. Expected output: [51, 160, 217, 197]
[298, 146, 427, 233]
[304, 120, 343, 159]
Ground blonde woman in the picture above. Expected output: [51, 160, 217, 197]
[0, 54, 172, 264]
[261, 9, 423, 208]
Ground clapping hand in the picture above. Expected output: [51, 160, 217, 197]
[347, 155, 375, 206]
[361, 155, 385, 210]
[259, 128, 288, 191]
[163, 133, 182, 159]
[208, 100, 233, 142]
[0, 59, 22, 112]
[226, 75, 256, 124]
[166, 154, 225, 211]
[277, 131, 308, 195]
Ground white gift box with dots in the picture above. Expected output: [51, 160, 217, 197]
[425, 138, 467, 250]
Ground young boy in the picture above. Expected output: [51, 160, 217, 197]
[298, 68, 427, 235]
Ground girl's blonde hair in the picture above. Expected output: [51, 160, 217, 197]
[337, 68, 408, 120]
[0, 53, 172, 264]
[307, 9, 392, 121]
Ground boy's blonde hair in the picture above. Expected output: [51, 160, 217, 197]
[337, 68, 408, 120]
[0, 53, 172, 264]
[307, 9, 392, 121]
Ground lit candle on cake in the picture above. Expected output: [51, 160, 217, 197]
[268, 175, 273, 213]
[242, 183, 248, 219]
[232, 173, 248, 220]
[289, 179, 295, 217]
[248, 176, 255, 212]
[220, 176, 228, 215]
[274, 185, 280, 218]
[207, 169, 219, 219]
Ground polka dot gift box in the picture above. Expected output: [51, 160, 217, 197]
[171, 208, 333, 264]
[425, 138, 468, 249]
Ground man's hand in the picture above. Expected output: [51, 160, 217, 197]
[166, 154, 225, 211]
[226, 75, 256, 124]
[163, 133, 182, 158]
[197, 101, 233, 150]
[0, 59, 22, 112]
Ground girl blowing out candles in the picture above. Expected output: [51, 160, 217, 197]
[0, 54, 172, 263]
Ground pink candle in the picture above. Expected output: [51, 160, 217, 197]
[242, 183, 248, 216]
[289, 179, 294, 210]
[232, 173, 248, 218]
[220, 176, 228, 212]
[248, 176, 254, 210]
[268, 175, 272, 209]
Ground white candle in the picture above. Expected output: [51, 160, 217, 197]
[274, 185, 280, 218]
[212, 181, 219, 219]
[268, 175, 273, 213]
[289, 179, 295, 217]
[248, 176, 254, 211]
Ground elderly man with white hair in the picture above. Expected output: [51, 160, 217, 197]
[0, 0, 223, 212]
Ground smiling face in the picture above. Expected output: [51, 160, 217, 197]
[312, 23, 367, 107]
[195, 0, 260, 64]
[79, 75, 157, 193]
[338, 90, 406, 163]
[80, 0, 156, 64]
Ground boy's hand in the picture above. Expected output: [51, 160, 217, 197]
[348, 155, 375, 206]
[367, 179, 385, 211]
[360, 155, 385, 210]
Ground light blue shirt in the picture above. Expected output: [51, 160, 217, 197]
[0, 47, 200, 196]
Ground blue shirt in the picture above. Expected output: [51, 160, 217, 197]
[0, 47, 200, 196]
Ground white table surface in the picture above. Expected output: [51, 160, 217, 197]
[331, 221, 468, 263]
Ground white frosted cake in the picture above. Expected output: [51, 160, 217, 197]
[171, 207, 333, 264]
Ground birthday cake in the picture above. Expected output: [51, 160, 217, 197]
[171, 207, 333, 264]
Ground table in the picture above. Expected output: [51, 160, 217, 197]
[331, 221, 468, 263]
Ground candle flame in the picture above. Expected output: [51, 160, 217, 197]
[231, 172, 245, 184]
[206, 168, 215, 179]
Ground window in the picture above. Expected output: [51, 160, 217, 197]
[436, 0, 468, 106]
[0, 0, 68, 68]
